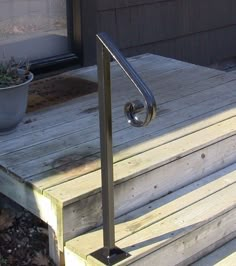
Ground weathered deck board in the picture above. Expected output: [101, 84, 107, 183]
[65, 169, 236, 265]
[0, 59, 222, 155]
[1, 54, 236, 262]
[0, 71, 228, 165]
[192, 238, 236, 266]
[6, 80, 236, 182]
[42, 116, 236, 205]
[53, 131, 236, 245]
[0, 56, 235, 191]
[0, 69, 231, 158]
[68, 162, 236, 244]
[0, 54, 184, 144]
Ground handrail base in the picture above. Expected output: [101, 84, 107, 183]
[90, 247, 130, 265]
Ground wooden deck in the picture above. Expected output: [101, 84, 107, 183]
[1, 54, 236, 264]
[192, 238, 236, 266]
[65, 164, 236, 265]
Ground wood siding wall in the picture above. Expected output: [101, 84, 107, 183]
[81, 0, 236, 66]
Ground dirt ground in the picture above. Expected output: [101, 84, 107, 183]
[0, 194, 55, 266]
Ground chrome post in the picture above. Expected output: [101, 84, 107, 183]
[97, 36, 115, 254]
[90, 32, 157, 265]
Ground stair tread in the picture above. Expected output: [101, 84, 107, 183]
[28, 70, 236, 192]
[192, 238, 236, 266]
[1, 54, 235, 195]
[45, 116, 236, 205]
[1, 53, 236, 256]
[65, 163, 236, 265]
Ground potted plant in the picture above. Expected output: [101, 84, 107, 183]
[0, 58, 33, 135]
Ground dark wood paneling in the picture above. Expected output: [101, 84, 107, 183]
[97, 10, 118, 43]
[114, 0, 236, 49]
[97, 0, 169, 11]
[83, 0, 236, 65]
[80, 0, 97, 66]
[115, 1, 177, 48]
[122, 25, 236, 66]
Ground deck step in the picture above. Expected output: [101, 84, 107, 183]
[1, 54, 236, 264]
[45, 116, 236, 243]
[64, 163, 236, 266]
[192, 238, 236, 266]
[191, 238, 236, 266]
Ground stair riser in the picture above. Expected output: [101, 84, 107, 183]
[129, 208, 236, 266]
[64, 208, 236, 266]
[192, 238, 236, 266]
[62, 134, 236, 245]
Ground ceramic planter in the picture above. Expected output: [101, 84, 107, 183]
[0, 71, 33, 135]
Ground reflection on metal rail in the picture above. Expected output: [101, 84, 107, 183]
[90, 32, 157, 265]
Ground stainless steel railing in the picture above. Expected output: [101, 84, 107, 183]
[91, 32, 157, 265]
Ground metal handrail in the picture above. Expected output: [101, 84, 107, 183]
[91, 32, 157, 265]
[98, 32, 157, 127]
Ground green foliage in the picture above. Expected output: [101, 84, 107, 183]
[0, 256, 7, 265]
[0, 58, 30, 88]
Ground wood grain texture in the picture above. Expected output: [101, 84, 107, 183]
[123, 25, 236, 66]
[126, 210, 236, 266]
[43, 116, 236, 204]
[111, 0, 236, 49]
[192, 238, 236, 266]
[48, 226, 65, 266]
[43, 125, 236, 244]
[92, 0, 236, 66]
[65, 162, 236, 244]
[0, 54, 230, 187]
[65, 177, 236, 265]
[79, 0, 97, 66]
[1, 54, 236, 259]
[0, 169, 52, 223]
[13, 78, 236, 184]
[0, 55, 182, 146]
[7, 70, 235, 182]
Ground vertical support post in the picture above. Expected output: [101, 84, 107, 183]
[90, 37, 130, 265]
[97, 38, 115, 255]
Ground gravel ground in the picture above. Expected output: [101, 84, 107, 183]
[0, 195, 55, 266]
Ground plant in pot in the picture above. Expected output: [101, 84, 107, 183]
[0, 58, 33, 135]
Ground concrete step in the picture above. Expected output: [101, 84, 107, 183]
[64, 163, 236, 265]
[192, 238, 236, 266]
